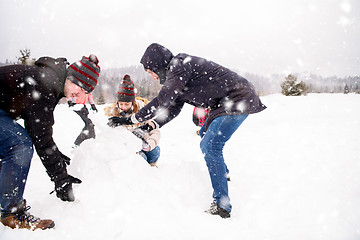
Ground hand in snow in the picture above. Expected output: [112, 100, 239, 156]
[69, 175, 82, 184]
[132, 128, 151, 151]
[132, 127, 147, 140]
[107, 116, 133, 127]
[60, 152, 71, 165]
[90, 104, 98, 113]
[54, 175, 82, 202]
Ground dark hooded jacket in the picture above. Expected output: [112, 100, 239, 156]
[138, 43, 266, 130]
[0, 57, 70, 177]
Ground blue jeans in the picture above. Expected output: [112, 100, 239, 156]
[0, 110, 33, 214]
[199, 114, 248, 212]
[139, 146, 160, 164]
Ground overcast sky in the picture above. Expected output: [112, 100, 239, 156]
[1, 0, 359, 77]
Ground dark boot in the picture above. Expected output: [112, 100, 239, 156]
[74, 123, 95, 146]
[1, 200, 55, 230]
[205, 202, 231, 219]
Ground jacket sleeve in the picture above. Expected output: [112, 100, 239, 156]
[134, 59, 190, 126]
[143, 129, 161, 151]
[23, 102, 67, 177]
[154, 97, 185, 127]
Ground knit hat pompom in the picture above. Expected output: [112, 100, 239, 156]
[89, 54, 99, 65]
[117, 74, 136, 102]
[68, 54, 101, 93]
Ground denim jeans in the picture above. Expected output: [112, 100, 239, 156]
[139, 146, 160, 164]
[0, 110, 33, 214]
[199, 114, 248, 212]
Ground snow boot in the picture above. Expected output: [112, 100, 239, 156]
[149, 161, 158, 167]
[1, 200, 55, 230]
[226, 173, 231, 181]
[205, 202, 231, 219]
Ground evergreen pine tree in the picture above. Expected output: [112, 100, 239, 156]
[96, 91, 106, 105]
[280, 74, 308, 96]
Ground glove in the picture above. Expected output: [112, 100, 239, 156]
[59, 152, 71, 165]
[53, 175, 82, 202]
[132, 122, 155, 138]
[138, 123, 154, 133]
[90, 104, 98, 113]
[132, 120, 156, 139]
[132, 129, 151, 151]
[107, 116, 133, 128]
[69, 175, 82, 184]
[67, 101, 76, 107]
[132, 127, 147, 140]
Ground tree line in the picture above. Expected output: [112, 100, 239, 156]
[1, 49, 359, 103]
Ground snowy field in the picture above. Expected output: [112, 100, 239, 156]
[1, 93, 360, 240]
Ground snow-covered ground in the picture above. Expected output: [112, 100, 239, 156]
[1, 94, 360, 240]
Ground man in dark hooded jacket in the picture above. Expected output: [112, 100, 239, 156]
[0, 54, 100, 230]
[108, 43, 266, 218]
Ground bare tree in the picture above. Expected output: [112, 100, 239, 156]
[17, 48, 35, 65]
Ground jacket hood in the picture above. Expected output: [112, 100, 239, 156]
[35, 57, 69, 78]
[140, 43, 174, 84]
[34, 57, 69, 95]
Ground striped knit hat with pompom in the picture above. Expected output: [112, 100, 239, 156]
[117, 74, 135, 102]
[67, 54, 101, 93]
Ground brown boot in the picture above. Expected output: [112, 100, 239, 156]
[149, 161, 158, 167]
[1, 200, 55, 230]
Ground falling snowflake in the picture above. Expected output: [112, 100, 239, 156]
[224, 100, 234, 111]
[25, 77, 37, 86]
[340, 1, 351, 13]
[236, 101, 247, 112]
[155, 107, 169, 122]
[32, 90, 41, 100]
[183, 56, 192, 64]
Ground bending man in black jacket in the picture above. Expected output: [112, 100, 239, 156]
[0, 54, 100, 230]
[108, 43, 266, 219]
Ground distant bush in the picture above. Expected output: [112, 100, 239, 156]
[96, 91, 106, 105]
[281, 74, 308, 96]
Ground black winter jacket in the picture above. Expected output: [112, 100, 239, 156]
[0, 57, 69, 177]
[137, 43, 266, 130]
